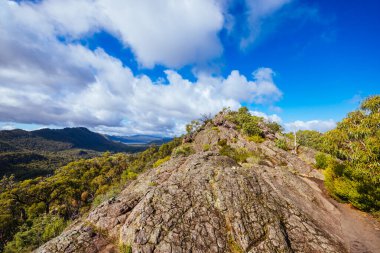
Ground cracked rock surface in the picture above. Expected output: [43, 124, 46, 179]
[36, 118, 379, 253]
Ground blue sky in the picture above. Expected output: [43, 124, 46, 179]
[0, 0, 379, 135]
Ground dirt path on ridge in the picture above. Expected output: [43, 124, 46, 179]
[307, 177, 380, 253]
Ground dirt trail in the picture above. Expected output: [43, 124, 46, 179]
[307, 177, 380, 253]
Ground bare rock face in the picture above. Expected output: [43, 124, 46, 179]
[37, 119, 378, 253]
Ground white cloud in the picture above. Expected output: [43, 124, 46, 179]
[250, 111, 282, 123]
[284, 119, 336, 133]
[0, 123, 16, 131]
[99, 0, 224, 68]
[13, 0, 224, 68]
[0, 1, 283, 136]
[3, 0, 295, 68]
[1, 0, 304, 136]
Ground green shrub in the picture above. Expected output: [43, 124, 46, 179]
[92, 185, 123, 208]
[296, 130, 324, 151]
[217, 139, 227, 146]
[4, 215, 67, 253]
[323, 159, 378, 211]
[148, 181, 158, 187]
[219, 145, 253, 163]
[315, 152, 329, 169]
[153, 156, 171, 168]
[266, 121, 283, 133]
[246, 135, 265, 143]
[173, 144, 194, 157]
[211, 126, 220, 132]
[225, 107, 265, 137]
[242, 121, 263, 137]
[121, 170, 138, 181]
[202, 144, 210, 151]
[119, 244, 132, 253]
[275, 139, 288, 150]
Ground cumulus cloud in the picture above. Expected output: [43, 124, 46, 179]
[3, 0, 294, 68]
[10, 0, 224, 68]
[0, 0, 302, 135]
[284, 120, 336, 133]
[0, 0, 283, 136]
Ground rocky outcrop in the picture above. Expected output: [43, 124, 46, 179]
[36, 116, 379, 253]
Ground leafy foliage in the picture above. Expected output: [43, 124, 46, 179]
[173, 144, 195, 157]
[266, 121, 283, 133]
[202, 144, 210, 151]
[218, 139, 254, 163]
[322, 95, 380, 211]
[297, 130, 324, 151]
[275, 139, 289, 151]
[153, 156, 171, 168]
[315, 152, 329, 169]
[226, 107, 264, 137]
[285, 130, 325, 152]
[225, 107, 282, 141]
[3, 214, 67, 253]
[246, 135, 265, 143]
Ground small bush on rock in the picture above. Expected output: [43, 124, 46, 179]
[153, 156, 171, 168]
[203, 144, 210, 151]
[275, 139, 289, 150]
[246, 135, 265, 143]
[173, 144, 194, 157]
[315, 152, 329, 169]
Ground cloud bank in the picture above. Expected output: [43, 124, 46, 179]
[0, 1, 282, 134]
[0, 0, 288, 135]
[284, 119, 336, 133]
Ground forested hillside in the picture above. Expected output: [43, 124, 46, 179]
[0, 128, 147, 180]
[0, 138, 182, 252]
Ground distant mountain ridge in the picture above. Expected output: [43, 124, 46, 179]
[0, 127, 147, 180]
[0, 127, 145, 153]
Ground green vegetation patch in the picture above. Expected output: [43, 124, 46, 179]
[173, 144, 195, 157]
[153, 156, 171, 168]
[321, 95, 380, 212]
[3, 214, 67, 253]
[218, 140, 256, 163]
[203, 144, 211, 151]
[315, 152, 330, 169]
[246, 135, 265, 143]
[275, 139, 289, 151]
[119, 244, 132, 253]
[0, 138, 183, 251]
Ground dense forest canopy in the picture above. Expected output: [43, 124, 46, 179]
[0, 138, 182, 252]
